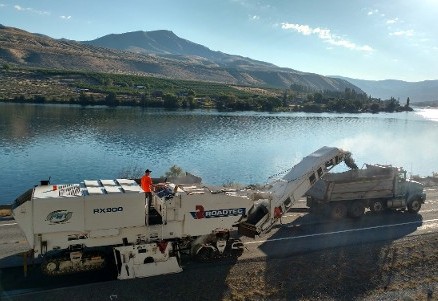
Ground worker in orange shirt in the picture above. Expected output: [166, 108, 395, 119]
[141, 169, 153, 209]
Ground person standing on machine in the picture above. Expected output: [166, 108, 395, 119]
[141, 169, 153, 209]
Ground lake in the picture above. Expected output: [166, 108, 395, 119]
[1, 103, 437, 205]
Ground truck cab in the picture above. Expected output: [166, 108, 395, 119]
[394, 168, 425, 203]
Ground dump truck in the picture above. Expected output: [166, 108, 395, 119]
[305, 164, 426, 219]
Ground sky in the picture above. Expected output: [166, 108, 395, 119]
[1, 0, 438, 82]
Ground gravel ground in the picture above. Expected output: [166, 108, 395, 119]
[223, 233, 438, 301]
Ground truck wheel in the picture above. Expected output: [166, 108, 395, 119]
[348, 201, 365, 218]
[230, 247, 244, 258]
[369, 200, 385, 213]
[195, 247, 215, 262]
[407, 199, 422, 213]
[330, 203, 347, 220]
[41, 259, 60, 275]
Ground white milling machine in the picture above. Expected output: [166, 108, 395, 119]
[12, 146, 357, 279]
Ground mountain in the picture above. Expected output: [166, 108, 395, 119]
[333, 76, 438, 103]
[82, 30, 278, 70]
[0, 25, 360, 92]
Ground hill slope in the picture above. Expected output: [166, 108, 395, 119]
[0, 25, 360, 92]
[334, 76, 438, 103]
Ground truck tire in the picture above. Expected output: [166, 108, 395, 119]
[407, 199, 422, 213]
[41, 259, 59, 275]
[195, 246, 216, 262]
[348, 201, 365, 218]
[330, 203, 347, 220]
[369, 200, 385, 213]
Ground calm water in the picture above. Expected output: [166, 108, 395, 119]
[1, 103, 437, 205]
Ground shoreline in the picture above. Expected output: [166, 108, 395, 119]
[0, 99, 415, 114]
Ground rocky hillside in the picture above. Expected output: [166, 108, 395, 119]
[0, 25, 360, 92]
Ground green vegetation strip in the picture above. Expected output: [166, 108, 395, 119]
[1, 67, 413, 113]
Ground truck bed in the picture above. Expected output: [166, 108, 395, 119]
[306, 166, 397, 202]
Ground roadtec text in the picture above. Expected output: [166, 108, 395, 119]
[190, 205, 246, 219]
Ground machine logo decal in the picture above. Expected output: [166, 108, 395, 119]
[46, 210, 73, 224]
[190, 205, 246, 219]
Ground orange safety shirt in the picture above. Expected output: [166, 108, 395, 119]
[141, 175, 153, 192]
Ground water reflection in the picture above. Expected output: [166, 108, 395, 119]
[0, 103, 437, 204]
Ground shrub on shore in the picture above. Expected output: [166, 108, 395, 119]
[0, 209, 12, 217]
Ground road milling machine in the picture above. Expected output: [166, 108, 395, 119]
[12, 146, 357, 279]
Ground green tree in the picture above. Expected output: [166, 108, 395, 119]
[216, 94, 238, 110]
[370, 103, 380, 113]
[302, 103, 322, 112]
[262, 97, 282, 111]
[165, 165, 184, 178]
[14, 95, 26, 102]
[105, 92, 119, 107]
[140, 92, 151, 107]
[78, 92, 94, 105]
[33, 95, 46, 103]
[326, 99, 360, 113]
[385, 97, 399, 112]
[313, 92, 324, 104]
[163, 93, 180, 108]
[187, 96, 198, 109]
[104, 78, 113, 87]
